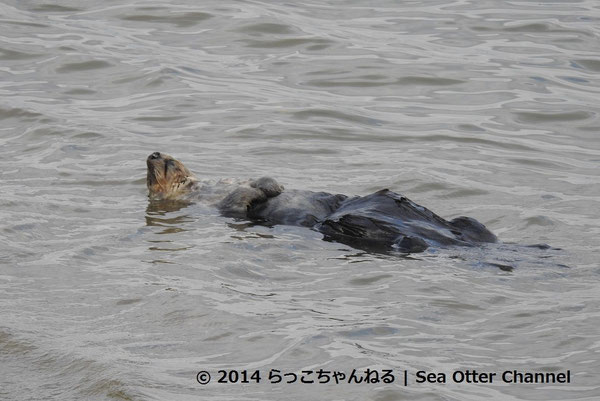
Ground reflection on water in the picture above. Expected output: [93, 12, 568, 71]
[146, 200, 192, 219]
[1, 0, 599, 400]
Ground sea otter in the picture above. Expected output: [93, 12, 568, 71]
[146, 152, 497, 252]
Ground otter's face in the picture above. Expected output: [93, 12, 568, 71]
[146, 152, 197, 200]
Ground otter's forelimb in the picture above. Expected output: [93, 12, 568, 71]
[250, 177, 284, 198]
[218, 176, 284, 217]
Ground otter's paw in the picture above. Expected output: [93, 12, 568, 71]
[251, 177, 284, 198]
[218, 187, 266, 217]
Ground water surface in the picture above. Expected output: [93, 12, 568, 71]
[1, 1, 599, 400]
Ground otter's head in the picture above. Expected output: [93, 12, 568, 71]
[146, 152, 197, 200]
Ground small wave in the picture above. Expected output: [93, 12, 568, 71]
[0, 329, 141, 401]
[119, 11, 212, 28]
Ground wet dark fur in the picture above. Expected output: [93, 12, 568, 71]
[248, 188, 496, 252]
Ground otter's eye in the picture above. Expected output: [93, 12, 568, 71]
[180, 178, 187, 184]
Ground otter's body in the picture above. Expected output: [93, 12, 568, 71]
[146, 152, 497, 253]
[316, 189, 497, 252]
[249, 190, 349, 227]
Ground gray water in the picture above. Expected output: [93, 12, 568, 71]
[1, 1, 599, 400]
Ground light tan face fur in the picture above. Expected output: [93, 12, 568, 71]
[146, 152, 197, 200]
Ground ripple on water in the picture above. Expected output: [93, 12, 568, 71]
[55, 60, 113, 73]
[241, 37, 334, 50]
[574, 59, 600, 72]
[513, 110, 593, 124]
[118, 11, 213, 27]
[0, 107, 42, 121]
[0, 47, 43, 60]
[305, 76, 465, 88]
[30, 5, 82, 12]
[235, 22, 296, 35]
[0, 329, 141, 400]
[292, 108, 386, 126]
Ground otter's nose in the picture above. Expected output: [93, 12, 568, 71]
[149, 152, 161, 160]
